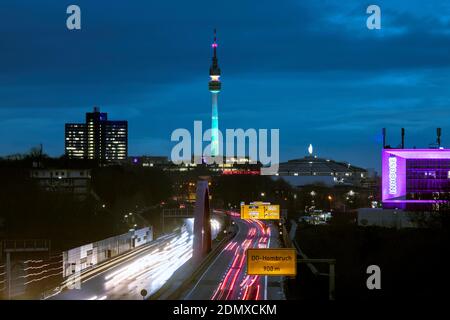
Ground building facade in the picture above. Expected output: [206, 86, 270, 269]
[65, 124, 86, 159]
[30, 169, 91, 200]
[62, 227, 153, 277]
[278, 146, 369, 186]
[382, 148, 450, 211]
[65, 107, 128, 163]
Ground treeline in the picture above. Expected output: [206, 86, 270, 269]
[210, 175, 375, 217]
[0, 147, 380, 250]
[0, 167, 102, 248]
[0, 163, 173, 250]
[211, 174, 294, 209]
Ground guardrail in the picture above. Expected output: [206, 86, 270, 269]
[41, 232, 174, 300]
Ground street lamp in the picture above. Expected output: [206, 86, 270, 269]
[328, 195, 333, 210]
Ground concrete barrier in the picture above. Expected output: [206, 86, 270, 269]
[150, 227, 237, 300]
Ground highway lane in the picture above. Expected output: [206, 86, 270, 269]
[184, 217, 284, 300]
[48, 230, 193, 300]
[48, 216, 223, 300]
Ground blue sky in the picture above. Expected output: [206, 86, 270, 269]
[1, 0, 450, 170]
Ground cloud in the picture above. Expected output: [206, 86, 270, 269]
[0, 0, 449, 171]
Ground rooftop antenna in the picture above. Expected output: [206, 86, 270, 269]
[437, 128, 442, 148]
[401, 128, 405, 149]
[382, 128, 386, 148]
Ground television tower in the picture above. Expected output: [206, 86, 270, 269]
[209, 29, 221, 157]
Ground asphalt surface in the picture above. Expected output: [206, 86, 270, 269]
[48, 231, 192, 300]
[184, 218, 285, 300]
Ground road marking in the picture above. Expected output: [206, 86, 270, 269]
[184, 218, 243, 299]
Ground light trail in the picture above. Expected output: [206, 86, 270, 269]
[23, 260, 44, 264]
[49, 232, 182, 298]
[19, 266, 63, 279]
[50, 218, 222, 300]
[211, 219, 270, 301]
[103, 231, 193, 298]
[23, 259, 63, 271]
[255, 284, 260, 300]
[24, 272, 63, 285]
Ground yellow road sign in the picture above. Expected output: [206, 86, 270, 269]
[264, 205, 280, 219]
[246, 248, 297, 276]
[240, 204, 280, 220]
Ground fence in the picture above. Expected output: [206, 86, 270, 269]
[62, 227, 152, 277]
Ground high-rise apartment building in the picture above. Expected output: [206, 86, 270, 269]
[65, 107, 128, 163]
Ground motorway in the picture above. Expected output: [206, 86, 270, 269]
[184, 217, 285, 300]
[48, 230, 193, 300]
[46, 216, 283, 300]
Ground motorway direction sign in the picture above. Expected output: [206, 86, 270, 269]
[246, 248, 296, 276]
[240, 203, 280, 220]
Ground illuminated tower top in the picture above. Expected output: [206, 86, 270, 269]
[209, 29, 221, 92]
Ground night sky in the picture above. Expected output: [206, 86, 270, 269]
[1, 0, 450, 171]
